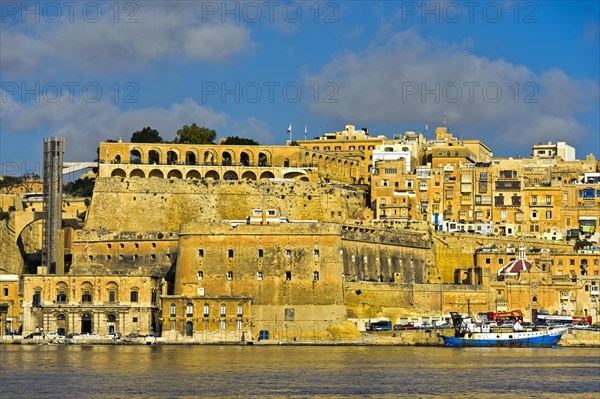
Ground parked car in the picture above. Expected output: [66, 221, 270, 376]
[106, 332, 122, 339]
[125, 333, 139, 339]
[66, 333, 80, 339]
[24, 332, 44, 339]
[368, 320, 392, 331]
[393, 323, 414, 330]
[47, 332, 64, 339]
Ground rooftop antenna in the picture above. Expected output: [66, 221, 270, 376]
[443, 113, 447, 128]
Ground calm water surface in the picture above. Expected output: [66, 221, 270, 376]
[1, 345, 599, 398]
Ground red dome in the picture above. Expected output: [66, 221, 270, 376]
[498, 259, 532, 276]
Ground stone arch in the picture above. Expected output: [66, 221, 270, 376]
[222, 151, 233, 166]
[203, 149, 217, 165]
[167, 150, 179, 165]
[241, 171, 257, 180]
[283, 171, 305, 179]
[111, 168, 126, 178]
[130, 148, 143, 164]
[167, 169, 183, 179]
[185, 150, 197, 165]
[148, 149, 161, 165]
[311, 153, 317, 166]
[130, 169, 145, 178]
[240, 151, 252, 166]
[299, 176, 309, 182]
[81, 314, 93, 334]
[223, 171, 238, 180]
[186, 170, 201, 179]
[148, 169, 164, 178]
[113, 154, 121, 164]
[205, 170, 220, 180]
[260, 171, 275, 180]
[258, 151, 271, 167]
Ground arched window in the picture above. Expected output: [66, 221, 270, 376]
[148, 150, 160, 165]
[170, 303, 176, 317]
[186, 303, 194, 317]
[240, 152, 250, 166]
[203, 303, 209, 317]
[222, 151, 232, 166]
[56, 282, 68, 302]
[56, 313, 66, 321]
[130, 149, 142, 164]
[185, 151, 196, 165]
[220, 304, 226, 317]
[107, 314, 117, 322]
[81, 283, 93, 303]
[167, 150, 178, 165]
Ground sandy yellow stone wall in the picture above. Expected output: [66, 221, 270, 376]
[433, 232, 575, 283]
[85, 178, 368, 232]
[344, 281, 493, 320]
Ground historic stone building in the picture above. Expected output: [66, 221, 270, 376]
[21, 274, 161, 336]
[2, 125, 599, 340]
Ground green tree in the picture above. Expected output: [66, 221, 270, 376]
[64, 177, 95, 197]
[221, 136, 260, 145]
[131, 127, 163, 143]
[175, 123, 216, 144]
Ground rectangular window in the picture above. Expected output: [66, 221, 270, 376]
[257, 271, 263, 280]
[82, 291, 92, 303]
[546, 210, 552, 219]
[133, 317, 138, 323]
[130, 291, 138, 302]
[197, 271, 203, 280]
[284, 308, 295, 321]
[227, 271, 233, 280]
[237, 320, 243, 330]
[314, 249, 319, 257]
[109, 291, 116, 303]
[220, 320, 226, 330]
[198, 249, 204, 257]
[228, 249, 234, 258]
[546, 195, 552, 205]
[285, 271, 292, 281]
[258, 249, 264, 257]
[285, 249, 291, 258]
[3, 286, 8, 296]
[313, 271, 319, 281]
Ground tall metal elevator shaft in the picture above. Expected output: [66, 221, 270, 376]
[42, 137, 65, 274]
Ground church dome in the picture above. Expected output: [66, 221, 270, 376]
[498, 244, 532, 277]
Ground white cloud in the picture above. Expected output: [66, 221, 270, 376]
[305, 30, 598, 149]
[0, 92, 275, 161]
[1, 94, 227, 160]
[0, 3, 252, 76]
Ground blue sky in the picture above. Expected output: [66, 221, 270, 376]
[1, 0, 599, 175]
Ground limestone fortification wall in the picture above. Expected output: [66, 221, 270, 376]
[433, 231, 575, 283]
[344, 281, 493, 320]
[85, 178, 368, 232]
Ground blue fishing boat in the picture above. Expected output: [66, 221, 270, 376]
[440, 312, 568, 348]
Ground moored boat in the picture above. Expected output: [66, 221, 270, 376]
[440, 312, 568, 348]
